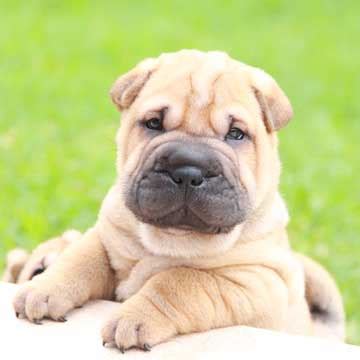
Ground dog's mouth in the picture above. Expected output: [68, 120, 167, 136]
[125, 165, 249, 235]
[139, 204, 236, 235]
[125, 141, 251, 235]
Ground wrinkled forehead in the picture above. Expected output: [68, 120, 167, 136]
[135, 51, 257, 134]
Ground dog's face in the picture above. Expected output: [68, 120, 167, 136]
[111, 50, 293, 257]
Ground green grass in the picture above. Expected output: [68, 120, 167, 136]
[1, 0, 359, 344]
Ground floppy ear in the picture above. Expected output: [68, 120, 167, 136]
[2, 248, 30, 283]
[110, 58, 159, 111]
[250, 68, 293, 132]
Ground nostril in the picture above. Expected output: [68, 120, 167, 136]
[169, 166, 204, 187]
[173, 176, 183, 185]
[190, 177, 203, 187]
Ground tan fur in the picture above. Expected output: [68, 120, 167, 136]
[3, 230, 82, 284]
[2, 249, 29, 283]
[13, 50, 345, 351]
[296, 253, 345, 340]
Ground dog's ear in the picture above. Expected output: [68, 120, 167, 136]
[110, 58, 159, 111]
[249, 68, 293, 132]
[2, 248, 29, 283]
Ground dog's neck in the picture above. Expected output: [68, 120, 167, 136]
[239, 190, 290, 247]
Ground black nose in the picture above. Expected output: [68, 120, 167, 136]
[170, 166, 204, 187]
[154, 141, 222, 187]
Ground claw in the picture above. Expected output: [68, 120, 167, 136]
[15, 312, 19, 318]
[57, 316, 67, 322]
[102, 341, 106, 347]
[119, 346, 125, 354]
[33, 319, 43, 325]
[143, 343, 151, 352]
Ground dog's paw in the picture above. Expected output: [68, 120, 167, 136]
[13, 282, 74, 323]
[101, 305, 177, 352]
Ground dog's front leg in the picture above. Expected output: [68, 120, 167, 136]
[101, 265, 297, 352]
[13, 228, 115, 323]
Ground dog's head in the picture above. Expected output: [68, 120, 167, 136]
[110, 50, 292, 257]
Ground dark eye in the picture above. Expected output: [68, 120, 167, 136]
[145, 117, 163, 131]
[226, 127, 245, 141]
[30, 267, 45, 280]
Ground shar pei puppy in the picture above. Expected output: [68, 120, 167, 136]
[13, 50, 345, 352]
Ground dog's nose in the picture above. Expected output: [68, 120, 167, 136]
[154, 141, 223, 186]
[170, 166, 204, 187]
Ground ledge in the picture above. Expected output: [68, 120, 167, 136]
[1, 282, 359, 359]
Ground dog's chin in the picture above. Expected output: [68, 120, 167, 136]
[137, 216, 236, 236]
[137, 222, 244, 258]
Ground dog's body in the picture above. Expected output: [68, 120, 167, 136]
[2, 230, 81, 284]
[12, 50, 345, 351]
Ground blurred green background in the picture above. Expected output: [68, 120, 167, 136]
[0, 0, 359, 343]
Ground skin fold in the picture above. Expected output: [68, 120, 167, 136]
[12, 50, 345, 352]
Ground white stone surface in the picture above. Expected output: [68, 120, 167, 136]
[1, 282, 359, 359]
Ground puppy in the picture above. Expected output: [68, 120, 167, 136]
[3, 230, 81, 284]
[13, 50, 345, 351]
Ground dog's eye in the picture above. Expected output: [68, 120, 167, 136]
[30, 267, 45, 280]
[226, 127, 245, 141]
[145, 118, 163, 131]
